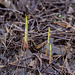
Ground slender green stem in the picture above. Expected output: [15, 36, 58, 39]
[46, 27, 50, 55]
[39, 72, 42, 75]
[25, 14, 28, 44]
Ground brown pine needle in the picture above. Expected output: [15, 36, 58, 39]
[5, 26, 9, 32]
[36, 41, 47, 49]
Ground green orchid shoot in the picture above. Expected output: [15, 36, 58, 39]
[46, 27, 51, 55]
[24, 13, 28, 50]
[46, 27, 52, 64]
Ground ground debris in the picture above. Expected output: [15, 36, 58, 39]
[0, 0, 75, 75]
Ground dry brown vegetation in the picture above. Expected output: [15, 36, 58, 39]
[0, 0, 75, 75]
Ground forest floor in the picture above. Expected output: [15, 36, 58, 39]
[0, 0, 75, 75]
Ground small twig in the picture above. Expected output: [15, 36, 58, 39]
[0, 65, 6, 68]
[8, 63, 36, 70]
[9, 56, 32, 64]
[0, 8, 23, 14]
[32, 53, 42, 67]
[36, 41, 47, 49]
